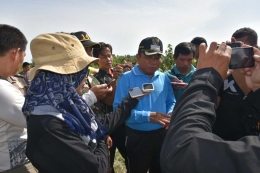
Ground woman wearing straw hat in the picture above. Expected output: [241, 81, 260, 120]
[22, 33, 144, 173]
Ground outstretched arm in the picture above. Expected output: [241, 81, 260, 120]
[101, 95, 139, 135]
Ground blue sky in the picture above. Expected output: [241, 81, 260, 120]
[1, 0, 260, 62]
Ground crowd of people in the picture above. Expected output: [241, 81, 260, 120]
[0, 23, 260, 173]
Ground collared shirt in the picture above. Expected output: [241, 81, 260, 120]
[94, 69, 113, 85]
[0, 78, 27, 171]
[165, 64, 196, 100]
[113, 65, 175, 131]
[93, 69, 113, 114]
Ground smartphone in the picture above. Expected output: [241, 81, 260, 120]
[167, 73, 179, 81]
[107, 79, 116, 87]
[229, 47, 254, 69]
[86, 74, 100, 88]
[227, 41, 243, 48]
[142, 83, 154, 92]
[171, 82, 188, 86]
[129, 87, 144, 98]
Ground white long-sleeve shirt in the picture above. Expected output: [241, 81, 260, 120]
[0, 79, 28, 171]
[82, 90, 97, 106]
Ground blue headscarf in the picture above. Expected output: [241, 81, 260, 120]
[22, 67, 107, 141]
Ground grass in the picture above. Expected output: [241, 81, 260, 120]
[113, 149, 127, 173]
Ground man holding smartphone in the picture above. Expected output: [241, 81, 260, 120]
[113, 37, 175, 173]
[92, 43, 126, 173]
[165, 42, 196, 100]
[213, 27, 259, 140]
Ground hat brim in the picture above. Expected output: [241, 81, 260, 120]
[81, 40, 101, 48]
[29, 55, 99, 80]
[144, 51, 163, 56]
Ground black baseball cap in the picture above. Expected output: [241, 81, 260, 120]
[138, 37, 163, 55]
[70, 31, 101, 48]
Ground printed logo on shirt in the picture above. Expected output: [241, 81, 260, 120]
[224, 79, 237, 93]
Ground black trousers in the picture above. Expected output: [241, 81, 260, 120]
[109, 124, 128, 173]
[26, 115, 108, 173]
[125, 127, 166, 173]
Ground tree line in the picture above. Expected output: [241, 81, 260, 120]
[28, 44, 197, 73]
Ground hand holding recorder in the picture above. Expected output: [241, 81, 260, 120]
[128, 83, 154, 99]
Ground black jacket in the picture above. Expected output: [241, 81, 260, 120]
[161, 68, 260, 173]
[26, 95, 138, 173]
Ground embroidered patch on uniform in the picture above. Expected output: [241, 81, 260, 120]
[152, 37, 160, 44]
[150, 45, 160, 50]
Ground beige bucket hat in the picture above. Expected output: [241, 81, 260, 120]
[29, 33, 98, 79]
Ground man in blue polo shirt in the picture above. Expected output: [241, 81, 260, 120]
[113, 37, 175, 173]
[165, 42, 196, 100]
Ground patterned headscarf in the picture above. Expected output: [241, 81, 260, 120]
[22, 67, 107, 141]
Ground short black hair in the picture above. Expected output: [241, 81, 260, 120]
[92, 42, 112, 58]
[174, 42, 196, 59]
[232, 27, 258, 46]
[191, 37, 207, 46]
[0, 24, 27, 56]
[22, 62, 30, 68]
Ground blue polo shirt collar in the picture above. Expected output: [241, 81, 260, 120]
[173, 64, 196, 77]
[133, 65, 160, 77]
